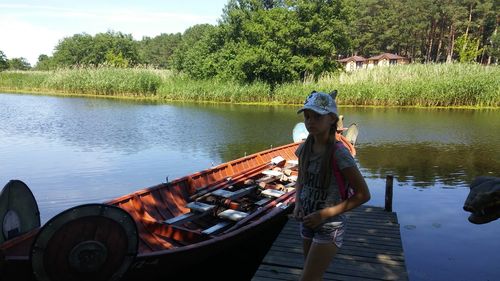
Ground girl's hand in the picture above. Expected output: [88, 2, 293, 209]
[293, 204, 304, 221]
[302, 212, 323, 229]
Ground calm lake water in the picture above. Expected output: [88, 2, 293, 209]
[1, 93, 499, 281]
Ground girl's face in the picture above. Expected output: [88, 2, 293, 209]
[303, 110, 335, 136]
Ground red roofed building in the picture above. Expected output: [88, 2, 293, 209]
[366, 53, 410, 69]
[338, 53, 410, 71]
[337, 55, 366, 72]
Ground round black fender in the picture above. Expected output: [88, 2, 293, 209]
[30, 203, 138, 281]
[0, 180, 40, 243]
[0, 249, 5, 274]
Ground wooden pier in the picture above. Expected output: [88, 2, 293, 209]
[252, 205, 408, 280]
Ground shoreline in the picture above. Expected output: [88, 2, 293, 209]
[1, 88, 498, 110]
[1, 64, 498, 108]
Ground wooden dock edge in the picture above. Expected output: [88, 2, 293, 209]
[252, 205, 408, 281]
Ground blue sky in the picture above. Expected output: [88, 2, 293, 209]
[0, 0, 229, 65]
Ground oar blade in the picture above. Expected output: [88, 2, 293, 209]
[292, 122, 308, 142]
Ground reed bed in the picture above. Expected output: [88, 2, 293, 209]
[0, 71, 50, 91]
[274, 63, 500, 107]
[157, 75, 270, 103]
[0, 67, 164, 96]
[0, 63, 498, 107]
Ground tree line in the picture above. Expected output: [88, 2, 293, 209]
[1, 0, 498, 87]
[350, 0, 499, 64]
[0, 51, 31, 71]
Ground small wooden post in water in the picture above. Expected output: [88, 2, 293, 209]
[385, 175, 394, 212]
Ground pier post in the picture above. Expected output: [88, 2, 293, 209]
[385, 175, 394, 212]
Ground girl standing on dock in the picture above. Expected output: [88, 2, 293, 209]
[294, 91, 371, 281]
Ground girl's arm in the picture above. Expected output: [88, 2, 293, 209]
[302, 166, 370, 228]
[293, 182, 304, 220]
[336, 166, 371, 211]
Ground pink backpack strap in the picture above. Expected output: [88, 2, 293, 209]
[332, 142, 348, 200]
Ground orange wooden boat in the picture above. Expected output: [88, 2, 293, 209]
[0, 134, 355, 281]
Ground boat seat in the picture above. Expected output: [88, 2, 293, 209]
[211, 185, 257, 200]
[163, 213, 196, 225]
[163, 202, 215, 225]
[254, 198, 271, 206]
[201, 209, 249, 235]
[186, 201, 216, 212]
[271, 156, 286, 165]
[201, 221, 231, 235]
[217, 209, 248, 222]
[256, 170, 283, 185]
[261, 189, 286, 198]
[284, 160, 298, 170]
[261, 170, 283, 177]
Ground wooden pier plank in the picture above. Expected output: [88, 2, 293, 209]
[252, 205, 408, 281]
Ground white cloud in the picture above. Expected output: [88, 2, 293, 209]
[0, 16, 63, 66]
[0, 3, 221, 66]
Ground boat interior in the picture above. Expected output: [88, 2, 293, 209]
[0, 126, 358, 281]
[2, 131, 361, 261]
[106, 142, 301, 254]
[0, 143, 300, 262]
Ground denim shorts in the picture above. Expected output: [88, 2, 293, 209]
[300, 221, 345, 248]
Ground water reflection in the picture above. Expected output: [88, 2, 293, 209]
[341, 106, 500, 146]
[2, 93, 499, 189]
[1, 93, 500, 281]
[0, 94, 303, 160]
[357, 143, 499, 187]
[161, 102, 303, 162]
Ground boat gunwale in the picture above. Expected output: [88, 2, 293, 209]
[107, 142, 302, 256]
[135, 192, 296, 258]
[105, 142, 301, 206]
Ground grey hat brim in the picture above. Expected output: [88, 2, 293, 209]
[297, 105, 331, 115]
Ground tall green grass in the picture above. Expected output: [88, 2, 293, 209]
[275, 63, 500, 107]
[0, 71, 50, 91]
[0, 67, 164, 96]
[157, 75, 270, 103]
[0, 63, 498, 107]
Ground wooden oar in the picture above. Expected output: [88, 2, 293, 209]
[344, 123, 359, 146]
[292, 122, 308, 142]
[189, 161, 271, 202]
[221, 189, 296, 234]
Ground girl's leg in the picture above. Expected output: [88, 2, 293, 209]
[302, 238, 312, 259]
[300, 242, 338, 281]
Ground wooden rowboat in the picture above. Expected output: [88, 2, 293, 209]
[0, 134, 355, 281]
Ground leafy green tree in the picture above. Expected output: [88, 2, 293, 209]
[349, 0, 387, 56]
[176, 0, 353, 87]
[172, 24, 221, 77]
[0, 50, 8, 71]
[34, 54, 56, 70]
[105, 51, 129, 67]
[8, 57, 31, 70]
[216, 5, 299, 84]
[138, 33, 182, 68]
[487, 31, 500, 63]
[52, 33, 94, 66]
[392, 0, 430, 60]
[455, 34, 483, 62]
[51, 31, 139, 67]
[93, 31, 139, 66]
[290, 0, 352, 77]
[475, 0, 498, 63]
[347, 0, 496, 63]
